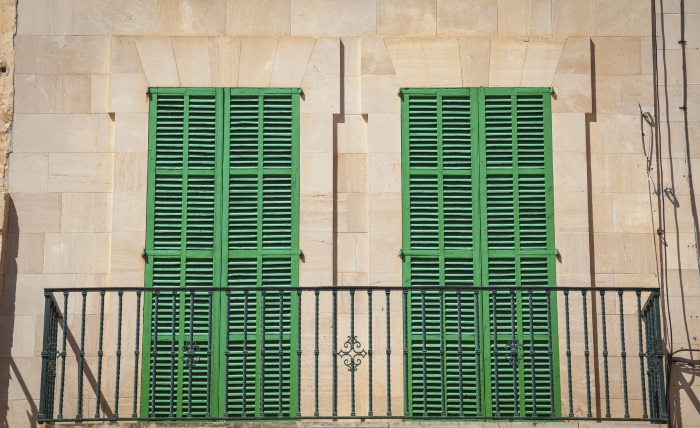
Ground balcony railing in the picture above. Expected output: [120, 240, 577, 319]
[38, 286, 667, 424]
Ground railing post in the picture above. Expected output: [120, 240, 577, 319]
[38, 292, 53, 421]
[652, 291, 668, 421]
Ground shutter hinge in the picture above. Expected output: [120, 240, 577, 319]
[141, 249, 148, 262]
[398, 249, 405, 261]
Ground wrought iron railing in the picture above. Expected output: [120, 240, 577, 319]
[38, 286, 667, 423]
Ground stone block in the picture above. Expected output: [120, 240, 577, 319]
[368, 231, 402, 279]
[73, 0, 158, 35]
[110, 36, 144, 74]
[553, 191, 588, 233]
[298, 230, 333, 273]
[91, 75, 108, 114]
[658, 13, 700, 51]
[595, 232, 657, 275]
[556, 37, 591, 75]
[15, 35, 109, 75]
[489, 38, 528, 86]
[612, 193, 655, 233]
[602, 114, 644, 154]
[385, 38, 431, 86]
[17, 0, 73, 35]
[361, 75, 400, 114]
[171, 37, 212, 87]
[134, 37, 180, 87]
[300, 113, 332, 153]
[291, 0, 377, 37]
[551, 73, 592, 113]
[300, 153, 333, 193]
[597, 0, 650, 36]
[361, 38, 395, 76]
[300, 76, 340, 114]
[44, 232, 111, 274]
[13, 113, 99, 153]
[591, 153, 648, 194]
[114, 112, 149, 152]
[99, 114, 116, 154]
[497, 0, 552, 36]
[367, 113, 400, 153]
[112, 192, 147, 232]
[436, 0, 498, 36]
[61, 193, 112, 233]
[5, 233, 45, 275]
[594, 37, 642, 76]
[621, 75, 655, 115]
[299, 192, 333, 233]
[368, 152, 400, 193]
[552, 112, 586, 153]
[227, 0, 291, 36]
[336, 115, 367, 154]
[377, 0, 436, 37]
[238, 37, 279, 87]
[111, 231, 145, 273]
[157, 0, 226, 35]
[459, 37, 490, 87]
[595, 75, 622, 114]
[346, 192, 369, 233]
[552, 0, 596, 36]
[642, 36, 653, 76]
[270, 37, 316, 87]
[0, 316, 36, 358]
[209, 37, 241, 87]
[592, 192, 613, 233]
[48, 153, 113, 193]
[304, 37, 340, 78]
[337, 233, 357, 273]
[553, 151, 588, 192]
[424, 38, 462, 87]
[521, 38, 566, 87]
[343, 75, 362, 115]
[15, 74, 91, 114]
[8, 153, 49, 193]
[337, 154, 368, 193]
[369, 192, 401, 233]
[114, 152, 148, 193]
[556, 231, 590, 275]
[108, 73, 149, 113]
[8, 193, 60, 233]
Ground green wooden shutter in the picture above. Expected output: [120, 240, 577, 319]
[401, 88, 559, 418]
[479, 89, 559, 417]
[222, 90, 299, 417]
[144, 89, 220, 418]
[402, 89, 481, 416]
[143, 88, 299, 419]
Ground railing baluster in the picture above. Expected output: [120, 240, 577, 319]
[564, 290, 573, 418]
[314, 289, 319, 417]
[545, 290, 555, 417]
[385, 288, 392, 417]
[509, 290, 518, 417]
[492, 289, 500, 417]
[57, 292, 68, 420]
[619, 290, 630, 418]
[528, 290, 537, 417]
[261, 289, 266, 417]
[474, 290, 482, 417]
[297, 289, 302, 418]
[150, 292, 159, 417]
[278, 290, 284, 418]
[38, 293, 52, 421]
[582, 290, 592, 418]
[421, 290, 427, 417]
[242, 290, 249, 417]
[636, 290, 648, 419]
[332, 288, 337, 417]
[187, 290, 194, 418]
[350, 289, 356, 417]
[601, 290, 611, 418]
[169, 291, 177, 419]
[132, 291, 141, 418]
[457, 290, 463, 417]
[95, 291, 105, 418]
[76, 291, 87, 420]
[224, 290, 231, 418]
[368, 289, 373, 417]
[114, 291, 123, 418]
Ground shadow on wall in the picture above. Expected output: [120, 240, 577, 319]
[668, 362, 700, 427]
[0, 196, 38, 428]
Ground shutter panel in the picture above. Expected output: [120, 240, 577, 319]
[146, 90, 218, 418]
[404, 90, 479, 416]
[224, 90, 298, 417]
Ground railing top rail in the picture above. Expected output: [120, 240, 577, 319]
[44, 285, 663, 293]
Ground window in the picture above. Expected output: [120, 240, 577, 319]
[401, 88, 560, 417]
[141, 88, 300, 418]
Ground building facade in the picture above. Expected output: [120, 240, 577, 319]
[0, 0, 698, 427]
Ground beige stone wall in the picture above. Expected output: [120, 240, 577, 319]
[1, 0, 698, 427]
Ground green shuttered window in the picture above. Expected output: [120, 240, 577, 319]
[142, 88, 300, 419]
[401, 88, 560, 417]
